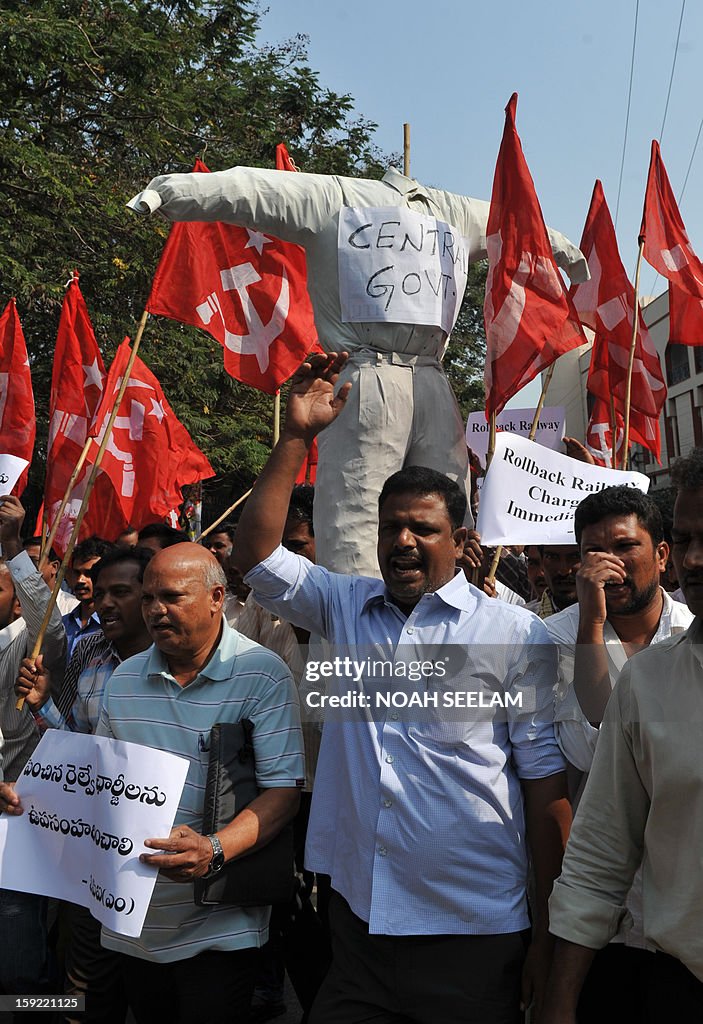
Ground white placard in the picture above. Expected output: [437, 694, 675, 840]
[466, 407, 565, 467]
[476, 432, 650, 546]
[338, 206, 469, 333]
[0, 732, 189, 938]
[0, 454, 29, 494]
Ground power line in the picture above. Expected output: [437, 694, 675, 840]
[615, 0, 640, 230]
[659, 0, 686, 144]
[679, 114, 703, 204]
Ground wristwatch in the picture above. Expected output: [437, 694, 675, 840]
[203, 834, 225, 878]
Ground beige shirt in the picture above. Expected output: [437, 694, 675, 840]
[549, 617, 703, 980]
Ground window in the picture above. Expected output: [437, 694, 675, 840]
[666, 344, 691, 386]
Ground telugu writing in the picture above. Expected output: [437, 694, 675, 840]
[27, 805, 133, 856]
[83, 874, 135, 915]
[22, 759, 166, 808]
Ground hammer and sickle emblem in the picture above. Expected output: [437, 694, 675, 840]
[196, 263, 290, 373]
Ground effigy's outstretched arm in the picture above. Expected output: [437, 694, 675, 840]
[129, 166, 589, 283]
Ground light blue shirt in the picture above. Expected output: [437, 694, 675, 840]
[246, 545, 564, 936]
[96, 620, 304, 962]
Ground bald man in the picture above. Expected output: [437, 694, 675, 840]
[93, 543, 304, 1023]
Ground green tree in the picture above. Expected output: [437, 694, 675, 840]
[443, 261, 487, 420]
[0, 0, 487, 521]
[0, 0, 386, 514]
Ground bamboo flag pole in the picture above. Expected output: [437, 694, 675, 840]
[273, 390, 281, 446]
[37, 436, 93, 572]
[196, 487, 253, 542]
[403, 123, 411, 177]
[486, 365, 556, 584]
[38, 504, 50, 564]
[609, 395, 618, 467]
[621, 238, 645, 470]
[17, 311, 150, 711]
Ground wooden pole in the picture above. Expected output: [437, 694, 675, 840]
[38, 504, 49, 563]
[37, 436, 93, 572]
[273, 390, 281, 447]
[528, 363, 555, 442]
[196, 488, 253, 542]
[403, 123, 411, 177]
[486, 365, 555, 584]
[609, 395, 618, 467]
[621, 238, 645, 470]
[17, 310, 150, 710]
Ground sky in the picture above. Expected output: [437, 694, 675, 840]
[256, 0, 703, 407]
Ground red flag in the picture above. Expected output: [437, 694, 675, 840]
[45, 276, 106, 537]
[668, 281, 703, 346]
[484, 94, 587, 417]
[585, 398, 623, 468]
[145, 159, 319, 395]
[571, 181, 665, 460]
[87, 340, 214, 532]
[641, 140, 703, 300]
[585, 395, 659, 468]
[275, 143, 298, 172]
[295, 436, 318, 485]
[0, 299, 35, 495]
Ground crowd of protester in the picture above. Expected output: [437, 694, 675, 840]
[0, 356, 701, 1023]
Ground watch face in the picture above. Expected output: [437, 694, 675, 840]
[211, 851, 225, 872]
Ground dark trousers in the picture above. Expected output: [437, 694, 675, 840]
[577, 944, 703, 1023]
[63, 902, 126, 1024]
[309, 890, 529, 1024]
[0, 888, 54, 1024]
[121, 947, 259, 1024]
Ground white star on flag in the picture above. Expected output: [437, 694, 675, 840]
[244, 229, 273, 256]
[148, 398, 166, 423]
[82, 357, 103, 389]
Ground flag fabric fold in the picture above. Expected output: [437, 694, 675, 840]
[0, 299, 35, 495]
[145, 158, 319, 394]
[572, 180, 665, 461]
[87, 339, 214, 533]
[44, 276, 106, 539]
[641, 140, 703, 350]
[640, 140, 703, 300]
[483, 94, 587, 417]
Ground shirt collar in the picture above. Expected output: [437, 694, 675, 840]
[361, 570, 475, 616]
[146, 617, 237, 684]
[69, 608, 100, 628]
[382, 166, 437, 209]
[685, 616, 703, 667]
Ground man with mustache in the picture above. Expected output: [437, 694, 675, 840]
[543, 484, 693, 1022]
[543, 453, 703, 1019]
[63, 537, 114, 657]
[531, 545, 581, 619]
[234, 353, 571, 1024]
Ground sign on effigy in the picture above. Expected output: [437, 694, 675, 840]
[477, 432, 650, 546]
[338, 206, 470, 333]
[0, 731, 188, 937]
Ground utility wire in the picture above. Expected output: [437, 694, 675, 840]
[659, 0, 686, 144]
[615, 0, 640, 229]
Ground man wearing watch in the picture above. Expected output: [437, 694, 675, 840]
[202, 834, 225, 877]
[94, 543, 304, 1024]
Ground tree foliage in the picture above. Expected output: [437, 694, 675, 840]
[0, 0, 486, 519]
